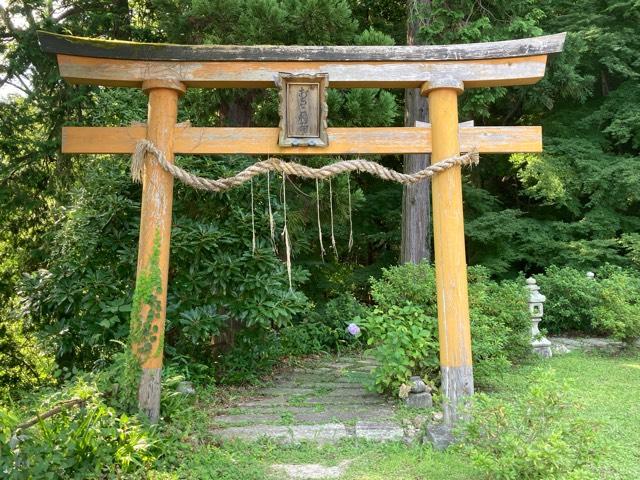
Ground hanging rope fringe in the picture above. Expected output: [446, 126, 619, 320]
[131, 139, 479, 288]
[131, 140, 479, 192]
[266, 170, 277, 254]
[346, 173, 353, 253]
[316, 179, 326, 260]
[281, 173, 293, 291]
[329, 178, 338, 259]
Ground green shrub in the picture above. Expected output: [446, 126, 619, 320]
[593, 271, 640, 343]
[308, 293, 369, 351]
[18, 158, 310, 370]
[214, 294, 369, 382]
[358, 304, 438, 393]
[468, 269, 532, 379]
[362, 262, 530, 394]
[535, 266, 600, 334]
[213, 327, 284, 384]
[279, 321, 331, 356]
[369, 260, 437, 313]
[536, 264, 640, 342]
[0, 381, 159, 479]
[462, 369, 600, 480]
[0, 301, 54, 399]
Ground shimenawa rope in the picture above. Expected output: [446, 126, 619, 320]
[131, 139, 479, 191]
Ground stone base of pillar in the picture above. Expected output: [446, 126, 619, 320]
[532, 337, 553, 358]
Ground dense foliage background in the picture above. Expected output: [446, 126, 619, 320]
[1, 0, 638, 391]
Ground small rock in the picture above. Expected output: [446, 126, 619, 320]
[552, 344, 571, 355]
[176, 381, 195, 394]
[424, 424, 454, 450]
[431, 411, 443, 422]
[403, 424, 420, 443]
[409, 376, 428, 393]
[398, 383, 411, 399]
[406, 391, 432, 409]
[410, 414, 429, 429]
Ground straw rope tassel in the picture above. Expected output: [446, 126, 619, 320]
[316, 179, 326, 260]
[329, 177, 338, 259]
[267, 169, 277, 254]
[281, 173, 293, 291]
[347, 173, 353, 253]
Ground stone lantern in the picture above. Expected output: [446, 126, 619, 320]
[526, 277, 552, 358]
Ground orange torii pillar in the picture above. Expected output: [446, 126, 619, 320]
[134, 80, 185, 421]
[423, 79, 472, 424]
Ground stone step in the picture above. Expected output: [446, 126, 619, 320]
[211, 423, 348, 444]
[355, 421, 405, 441]
[273, 379, 367, 389]
[259, 386, 370, 397]
[271, 461, 352, 480]
[211, 408, 396, 426]
[238, 394, 388, 408]
[210, 421, 406, 444]
[207, 355, 409, 445]
[309, 365, 376, 373]
[220, 403, 394, 415]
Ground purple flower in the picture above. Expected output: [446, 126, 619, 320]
[346, 323, 361, 336]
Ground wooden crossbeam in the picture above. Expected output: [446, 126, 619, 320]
[39, 31, 565, 89]
[54, 55, 549, 89]
[62, 126, 542, 155]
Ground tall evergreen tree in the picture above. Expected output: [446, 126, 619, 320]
[400, 0, 431, 265]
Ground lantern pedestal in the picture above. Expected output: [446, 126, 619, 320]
[526, 277, 552, 358]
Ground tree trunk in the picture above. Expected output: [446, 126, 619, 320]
[112, 0, 132, 40]
[220, 91, 257, 127]
[400, 0, 431, 264]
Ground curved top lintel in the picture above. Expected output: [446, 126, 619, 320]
[38, 31, 565, 63]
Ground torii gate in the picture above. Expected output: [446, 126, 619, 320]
[39, 31, 565, 425]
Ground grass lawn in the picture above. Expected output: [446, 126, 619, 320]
[150, 350, 640, 479]
[491, 350, 640, 479]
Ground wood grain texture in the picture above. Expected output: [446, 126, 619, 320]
[133, 88, 179, 382]
[428, 88, 474, 413]
[441, 365, 474, 425]
[55, 54, 549, 88]
[38, 31, 565, 62]
[61, 126, 542, 155]
[138, 368, 161, 424]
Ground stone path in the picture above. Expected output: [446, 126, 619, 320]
[270, 461, 352, 479]
[549, 336, 639, 354]
[209, 354, 418, 444]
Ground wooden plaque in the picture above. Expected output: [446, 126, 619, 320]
[276, 73, 328, 147]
